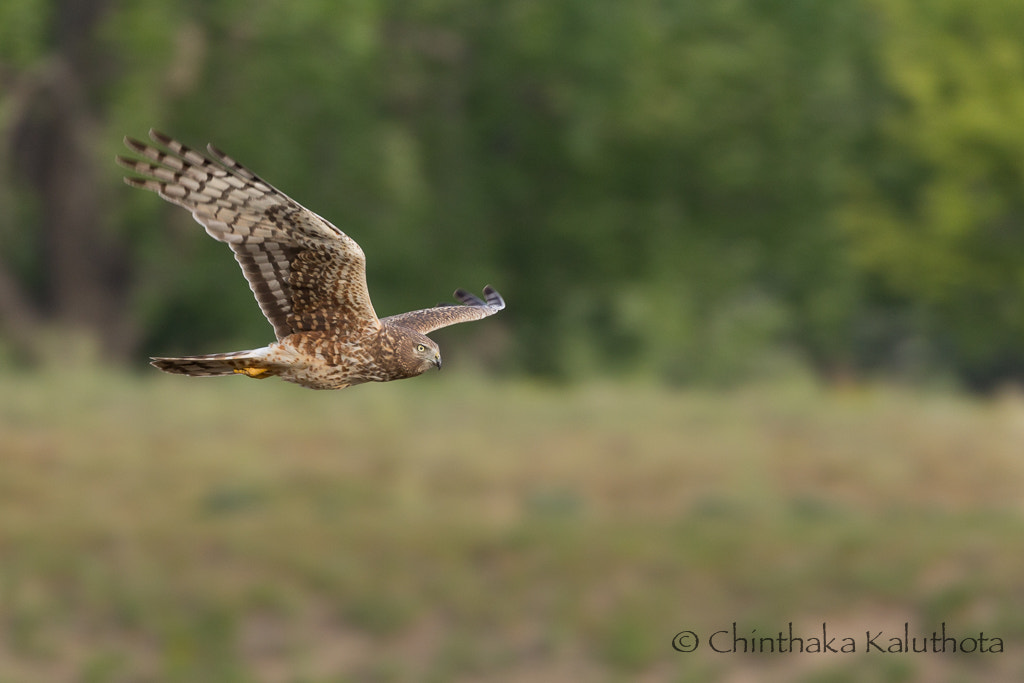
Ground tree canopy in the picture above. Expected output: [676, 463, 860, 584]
[2, 0, 1024, 388]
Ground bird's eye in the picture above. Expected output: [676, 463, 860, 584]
[416, 344, 426, 353]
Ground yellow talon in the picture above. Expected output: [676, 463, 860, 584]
[234, 367, 270, 378]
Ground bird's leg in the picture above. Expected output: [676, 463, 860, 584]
[234, 367, 271, 378]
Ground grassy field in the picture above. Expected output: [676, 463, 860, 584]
[1, 366, 1023, 682]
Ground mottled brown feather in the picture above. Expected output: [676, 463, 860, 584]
[117, 130, 378, 340]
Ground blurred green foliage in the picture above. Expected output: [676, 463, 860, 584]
[3, 0, 1024, 386]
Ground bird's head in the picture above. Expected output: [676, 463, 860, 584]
[405, 331, 442, 375]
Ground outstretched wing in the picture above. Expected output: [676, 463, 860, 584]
[117, 130, 379, 341]
[380, 286, 505, 335]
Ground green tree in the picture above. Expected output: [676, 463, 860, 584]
[6, 0, 1024, 388]
[844, 0, 1024, 385]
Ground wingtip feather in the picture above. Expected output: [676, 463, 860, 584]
[149, 129, 172, 145]
[453, 289, 483, 306]
[452, 286, 505, 311]
[122, 136, 147, 154]
[482, 285, 505, 309]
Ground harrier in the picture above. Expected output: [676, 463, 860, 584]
[117, 130, 505, 390]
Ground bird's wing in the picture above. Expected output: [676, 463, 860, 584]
[380, 286, 505, 334]
[117, 130, 379, 340]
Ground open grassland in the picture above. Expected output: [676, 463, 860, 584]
[2, 367, 1024, 682]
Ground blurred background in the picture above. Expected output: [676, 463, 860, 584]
[2, 1, 1024, 681]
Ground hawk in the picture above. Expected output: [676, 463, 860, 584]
[117, 130, 505, 390]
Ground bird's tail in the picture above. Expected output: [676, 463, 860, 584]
[150, 348, 278, 379]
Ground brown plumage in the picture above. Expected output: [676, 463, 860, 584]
[117, 130, 505, 390]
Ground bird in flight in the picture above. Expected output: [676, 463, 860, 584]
[117, 130, 505, 390]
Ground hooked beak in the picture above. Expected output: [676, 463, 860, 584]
[433, 353, 442, 370]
